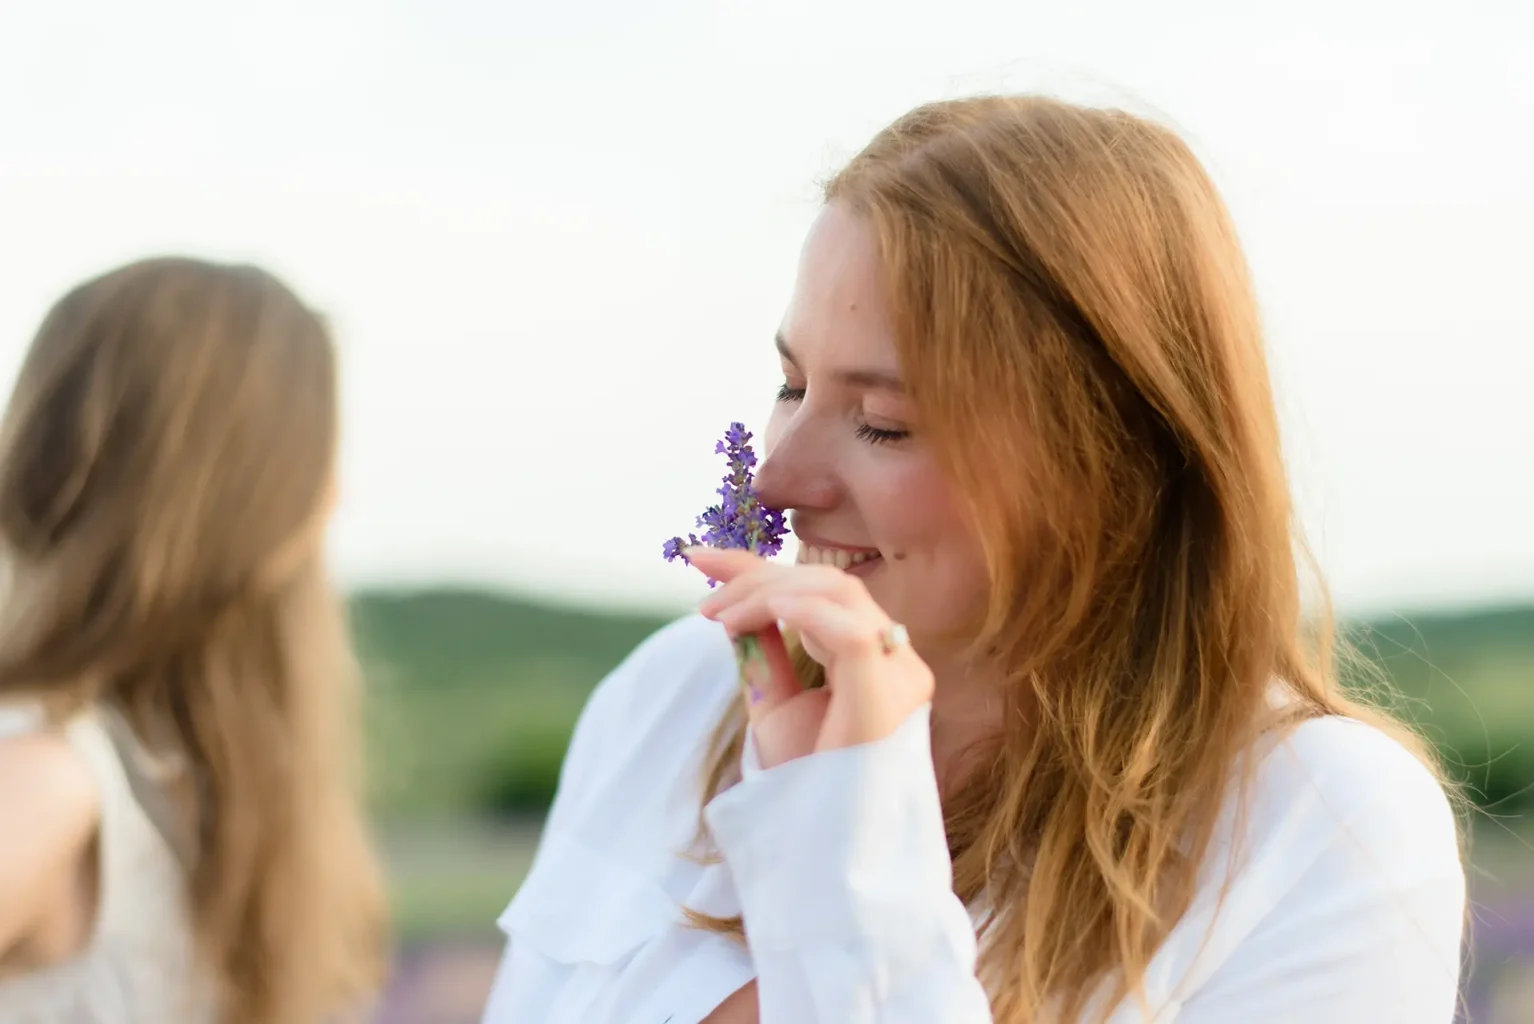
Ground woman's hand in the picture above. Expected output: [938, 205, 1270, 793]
[686, 546, 934, 770]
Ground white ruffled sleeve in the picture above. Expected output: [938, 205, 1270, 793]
[702, 705, 993, 1022]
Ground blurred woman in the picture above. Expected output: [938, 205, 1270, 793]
[0, 258, 387, 1022]
[482, 95, 1466, 1023]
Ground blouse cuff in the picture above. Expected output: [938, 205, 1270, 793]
[703, 705, 969, 953]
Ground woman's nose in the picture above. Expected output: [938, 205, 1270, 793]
[754, 427, 840, 512]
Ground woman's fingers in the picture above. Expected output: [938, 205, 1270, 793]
[695, 564, 786, 618]
[751, 687, 828, 769]
[764, 593, 934, 752]
[737, 623, 802, 718]
[695, 561, 855, 622]
[763, 594, 877, 660]
[683, 544, 936, 760]
[683, 548, 812, 735]
[681, 546, 768, 584]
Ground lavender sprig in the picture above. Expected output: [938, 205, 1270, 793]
[663, 422, 790, 703]
[662, 422, 788, 581]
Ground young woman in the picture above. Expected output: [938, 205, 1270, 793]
[0, 258, 387, 1022]
[481, 95, 1466, 1023]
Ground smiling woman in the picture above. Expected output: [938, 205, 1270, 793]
[480, 94, 1466, 1024]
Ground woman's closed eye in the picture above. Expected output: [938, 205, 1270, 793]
[855, 423, 909, 445]
[776, 381, 910, 444]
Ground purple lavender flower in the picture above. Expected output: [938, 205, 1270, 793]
[663, 422, 793, 697]
[663, 422, 788, 583]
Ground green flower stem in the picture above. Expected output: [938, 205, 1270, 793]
[733, 633, 769, 705]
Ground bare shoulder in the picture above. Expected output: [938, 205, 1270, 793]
[0, 727, 99, 826]
[0, 727, 102, 945]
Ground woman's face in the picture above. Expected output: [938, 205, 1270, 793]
[756, 203, 989, 647]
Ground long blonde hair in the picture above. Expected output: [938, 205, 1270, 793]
[0, 257, 387, 1022]
[694, 96, 1453, 1021]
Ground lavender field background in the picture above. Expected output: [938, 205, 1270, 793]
[354, 591, 1534, 1023]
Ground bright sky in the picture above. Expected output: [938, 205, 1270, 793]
[0, 1, 1530, 616]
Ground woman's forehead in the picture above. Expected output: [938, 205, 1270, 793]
[779, 205, 897, 369]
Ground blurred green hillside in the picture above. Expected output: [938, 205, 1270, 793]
[1348, 606, 1534, 814]
[355, 589, 672, 818]
[354, 588, 1534, 821]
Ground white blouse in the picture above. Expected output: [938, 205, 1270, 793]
[480, 615, 1465, 1023]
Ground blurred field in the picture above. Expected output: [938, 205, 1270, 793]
[354, 588, 1534, 1021]
[356, 590, 671, 819]
[383, 818, 540, 943]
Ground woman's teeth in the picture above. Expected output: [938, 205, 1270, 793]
[798, 543, 880, 570]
